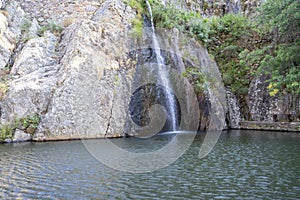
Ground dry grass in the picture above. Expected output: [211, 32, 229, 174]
[63, 17, 77, 28]
[0, 10, 9, 17]
[0, 82, 8, 100]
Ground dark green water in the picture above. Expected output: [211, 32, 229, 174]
[0, 130, 299, 199]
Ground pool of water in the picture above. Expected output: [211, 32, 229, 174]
[0, 130, 299, 199]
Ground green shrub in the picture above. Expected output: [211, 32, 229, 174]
[20, 114, 40, 130]
[0, 125, 14, 141]
[0, 114, 41, 142]
[256, 0, 300, 95]
[182, 67, 206, 94]
[20, 19, 32, 33]
[131, 16, 143, 37]
[38, 22, 63, 37]
[125, 0, 146, 14]
[0, 118, 19, 142]
[125, 0, 146, 38]
[126, 0, 300, 97]
[261, 42, 300, 95]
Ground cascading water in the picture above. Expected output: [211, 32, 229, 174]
[226, 90, 241, 129]
[145, 0, 177, 131]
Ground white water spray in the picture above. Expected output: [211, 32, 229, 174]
[145, 0, 177, 131]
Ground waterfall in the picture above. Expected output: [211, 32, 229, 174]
[226, 90, 241, 129]
[145, 0, 177, 131]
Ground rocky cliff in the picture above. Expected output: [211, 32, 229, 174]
[0, 0, 139, 141]
[0, 0, 298, 142]
[0, 0, 228, 142]
[165, 0, 265, 16]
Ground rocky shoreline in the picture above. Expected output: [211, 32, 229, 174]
[239, 121, 300, 132]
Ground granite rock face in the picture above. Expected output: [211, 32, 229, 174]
[0, 0, 137, 141]
[34, 1, 134, 140]
[10, 31, 58, 76]
[14, 0, 103, 24]
[0, 1, 25, 70]
[13, 129, 32, 142]
[165, 0, 265, 16]
[0, 1, 57, 127]
[36, 0, 136, 140]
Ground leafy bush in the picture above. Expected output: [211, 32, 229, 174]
[0, 118, 19, 142]
[125, 0, 146, 14]
[131, 17, 143, 37]
[20, 114, 41, 130]
[151, 3, 209, 42]
[0, 125, 14, 141]
[182, 67, 206, 94]
[125, 0, 146, 38]
[0, 114, 41, 142]
[256, 0, 300, 95]
[127, 0, 300, 96]
[261, 42, 300, 95]
[258, 0, 300, 42]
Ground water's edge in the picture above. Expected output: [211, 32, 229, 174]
[1, 127, 299, 144]
[239, 121, 300, 132]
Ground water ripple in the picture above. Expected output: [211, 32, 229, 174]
[0, 130, 299, 199]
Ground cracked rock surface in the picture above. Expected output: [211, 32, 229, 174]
[36, 0, 136, 140]
[0, 0, 137, 141]
[14, 0, 104, 24]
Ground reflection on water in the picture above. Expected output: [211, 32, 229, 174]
[0, 130, 299, 199]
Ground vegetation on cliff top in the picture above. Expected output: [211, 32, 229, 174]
[127, 0, 300, 97]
